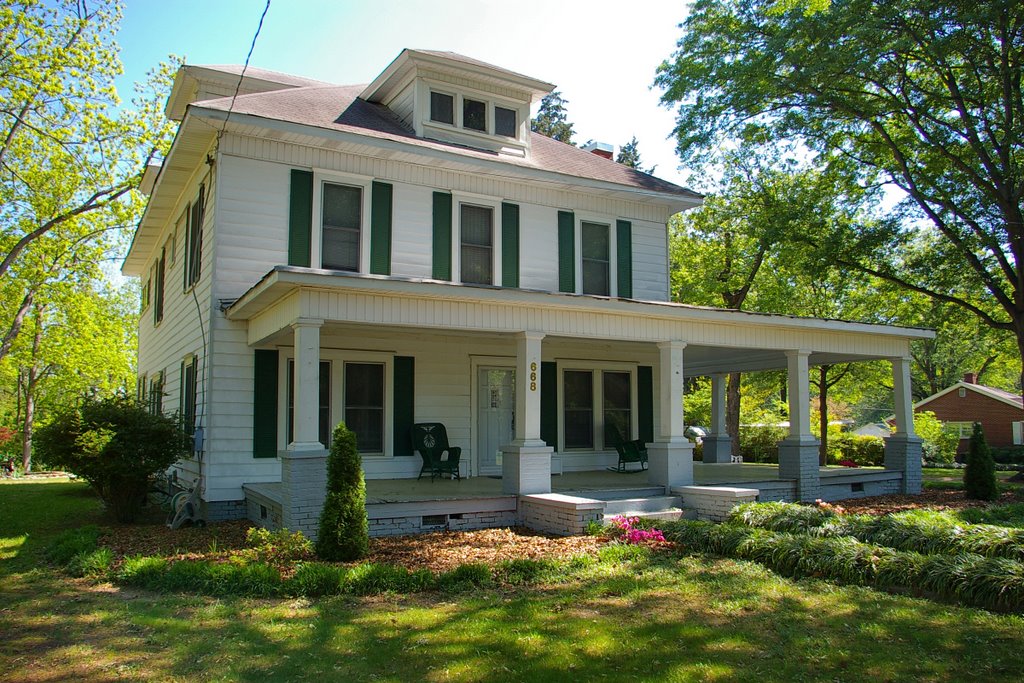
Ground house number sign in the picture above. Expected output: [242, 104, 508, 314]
[530, 361, 537, 391]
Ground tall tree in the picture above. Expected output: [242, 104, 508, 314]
[656, 0, 1024, 385]
[531, 91, 576, 145]
[616, 136, 656, 173]
[0, 0, 175, 361]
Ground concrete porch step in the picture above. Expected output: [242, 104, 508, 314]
[604, 508, 692, 523]
[603, 495, 683, 516]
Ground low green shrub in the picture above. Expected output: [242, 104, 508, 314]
[828, 434, 886, 467]
[67, 548, 113, 577]
[287, 561, 345, 597]
[345, 562, 432, 594]
[739, 426, 786, 464]
[437, 562, 492, 592]
[492, 558, 555, 585]
[46, 525, 102, 566]
[956, 503, 1024, 528]
[728, 503, 1024, 561]
[990, 446, 1024, 465]
[117, 555, 169, 587]
[661, 519, 1024, 611]
[244, 527, 314, 564]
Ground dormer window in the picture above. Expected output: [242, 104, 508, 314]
[463, 98, 486, 132]
[495, 107, 516, 138]
[430, 91, 454, 125]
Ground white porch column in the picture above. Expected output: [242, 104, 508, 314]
[702, 372, 732, 463]
[778, 349, 820, 500]
[281, 318, 329, 541]
[885, 356, 923, 493]
[502, 331, 553, 495]
[648, 340, 694, 490]
[290, 319, 324, 450]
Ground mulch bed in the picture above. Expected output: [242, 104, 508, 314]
[95, 488, 1018, 574]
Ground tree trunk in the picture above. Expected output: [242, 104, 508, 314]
[21, 306, 43, 473]
[727, 371, 741, 458]
[818, 365, 830, 466]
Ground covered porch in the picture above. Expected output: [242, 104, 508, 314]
[227, 268, 931, 538]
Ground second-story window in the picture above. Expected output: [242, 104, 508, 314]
[460, 204, 493, 285]
[495, 106, 516, 137]
[153, 247, 165, 325]
[581, 221, 610, 296]
[463, 98, 486, 132]
[321, 182, 362, 271]
[430, 91, 454, 125]
[184, 184, 204, 289]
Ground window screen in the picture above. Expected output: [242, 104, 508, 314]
[460, 204, 493, 285]
[582, 222, 610, 296]
[322, 182, 361, 271]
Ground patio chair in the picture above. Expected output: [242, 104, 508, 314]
[412, 423, 462, 481]
[607, 425, 648, 473]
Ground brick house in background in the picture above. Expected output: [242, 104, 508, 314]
[914, 373, 1024, 453]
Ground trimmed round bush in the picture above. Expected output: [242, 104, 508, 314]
[34, 397, 187, 522]
[316, 422, 369, 561]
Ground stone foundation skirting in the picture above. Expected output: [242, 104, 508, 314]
[518, 493, 606, 535]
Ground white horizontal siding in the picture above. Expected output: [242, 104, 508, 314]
[519, 203, 559, 291]
[631, 219, 669, 301]
[390, 181, 434, 278]
[389, 81, 416, 128]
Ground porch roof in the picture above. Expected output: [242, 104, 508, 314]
[224, 266, 933, 375]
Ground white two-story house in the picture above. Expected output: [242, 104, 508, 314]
[124, 50, 929, 537]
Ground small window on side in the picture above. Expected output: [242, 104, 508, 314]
[495, 106, 517, 137]
[463, 98, 486, 132]
[430, 91, 454, 125]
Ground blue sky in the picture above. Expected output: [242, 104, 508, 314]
[116, 0, 692, 185]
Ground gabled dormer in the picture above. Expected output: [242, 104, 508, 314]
[360, 50, 554, 158]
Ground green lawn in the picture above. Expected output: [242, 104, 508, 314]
[922, 467, 1024, 491]
[2, 479, 1024, 682]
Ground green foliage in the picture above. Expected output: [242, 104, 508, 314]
[956, 504, 1024, 528]
[615, 136, 655, 173]
[492, 558, 555, 586]
[345, 562, 433, 595]
[915, 411, 960, 464]
[828, 433, 886, 466]
[116, 555, 169, 586]
[738, 426, 786, 463]
[67, 547, 113, 577]
[243, 527, 314, 564]
[315, 422, 369, 561]
[286, 562, 345, 597]
[530, 91, 575, 145]
[661, 518, 1024, 611]
[965, 423, 999, 501]
[656, 0, 1024, 385]
[990, 447, 1024, 465]
[45, 525, 102, 566]
[33, 396, 186, 522]
[436, 562, 493, 592]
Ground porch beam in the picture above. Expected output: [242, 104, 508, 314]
[289, 318, 324, 450]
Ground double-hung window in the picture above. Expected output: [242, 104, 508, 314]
[180, 356, 198, 453]
[148, 371, 164, 415]
[184, 185, 204, 289]
[321, 182, 362, 271]
[562, 367, 635, 450]
[581, 221, 610, 296]
[460, 204, 494, 285]
[152, 248, 165, 325]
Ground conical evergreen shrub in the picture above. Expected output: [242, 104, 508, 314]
[316, 422, 369, 561]
[964, 422, 998, 501]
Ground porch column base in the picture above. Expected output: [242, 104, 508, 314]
[778, 437, 820, 501]
[884, 435, 923, 494]
[701, 435, 733, 463]
[501, 442, 553, 495]
[647, 439, 694, 490]
[280, 447, 330, 541]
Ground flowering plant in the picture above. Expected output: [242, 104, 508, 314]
[837, 458, 859, 468]
[608, 515, 666, 544]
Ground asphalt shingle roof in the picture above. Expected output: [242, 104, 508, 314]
[193, 70, 699, 199]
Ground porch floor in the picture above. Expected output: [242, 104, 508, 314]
[363, 463, 866, 504]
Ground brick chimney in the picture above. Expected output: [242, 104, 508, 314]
[963, 372, 978, 384]
[581, 141, 613, 160]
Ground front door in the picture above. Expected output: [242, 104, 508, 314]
[477, 368, 515, 476]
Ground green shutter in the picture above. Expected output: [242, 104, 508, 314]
[370, 181, 393, 275]
[432, 192, 452, 280]
[638, 365, 653, 445]
[557, 210, 575, 293]
[541, 361, 557, 450]
[288, 170, 313, 267]
[616, 220, 632, 298]
[253, 350, 279, 458]
[501, 202, 520, 288]
[392, 356, 415, 456]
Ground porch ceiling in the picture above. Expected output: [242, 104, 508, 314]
[226, 267, 933, 372]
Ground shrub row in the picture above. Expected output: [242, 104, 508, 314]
[827, 433, 885, 467]
[956, 503, 1024, 528]
[661, 519, 1024, 611]
[991, 446, 1024, 465]
[729, 502, 1024, 561]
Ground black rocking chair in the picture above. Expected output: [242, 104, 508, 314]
[412, 423, 462, 481]
[608, 425, 649, 473]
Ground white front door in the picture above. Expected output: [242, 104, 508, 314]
[477, 367, 515, 476]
